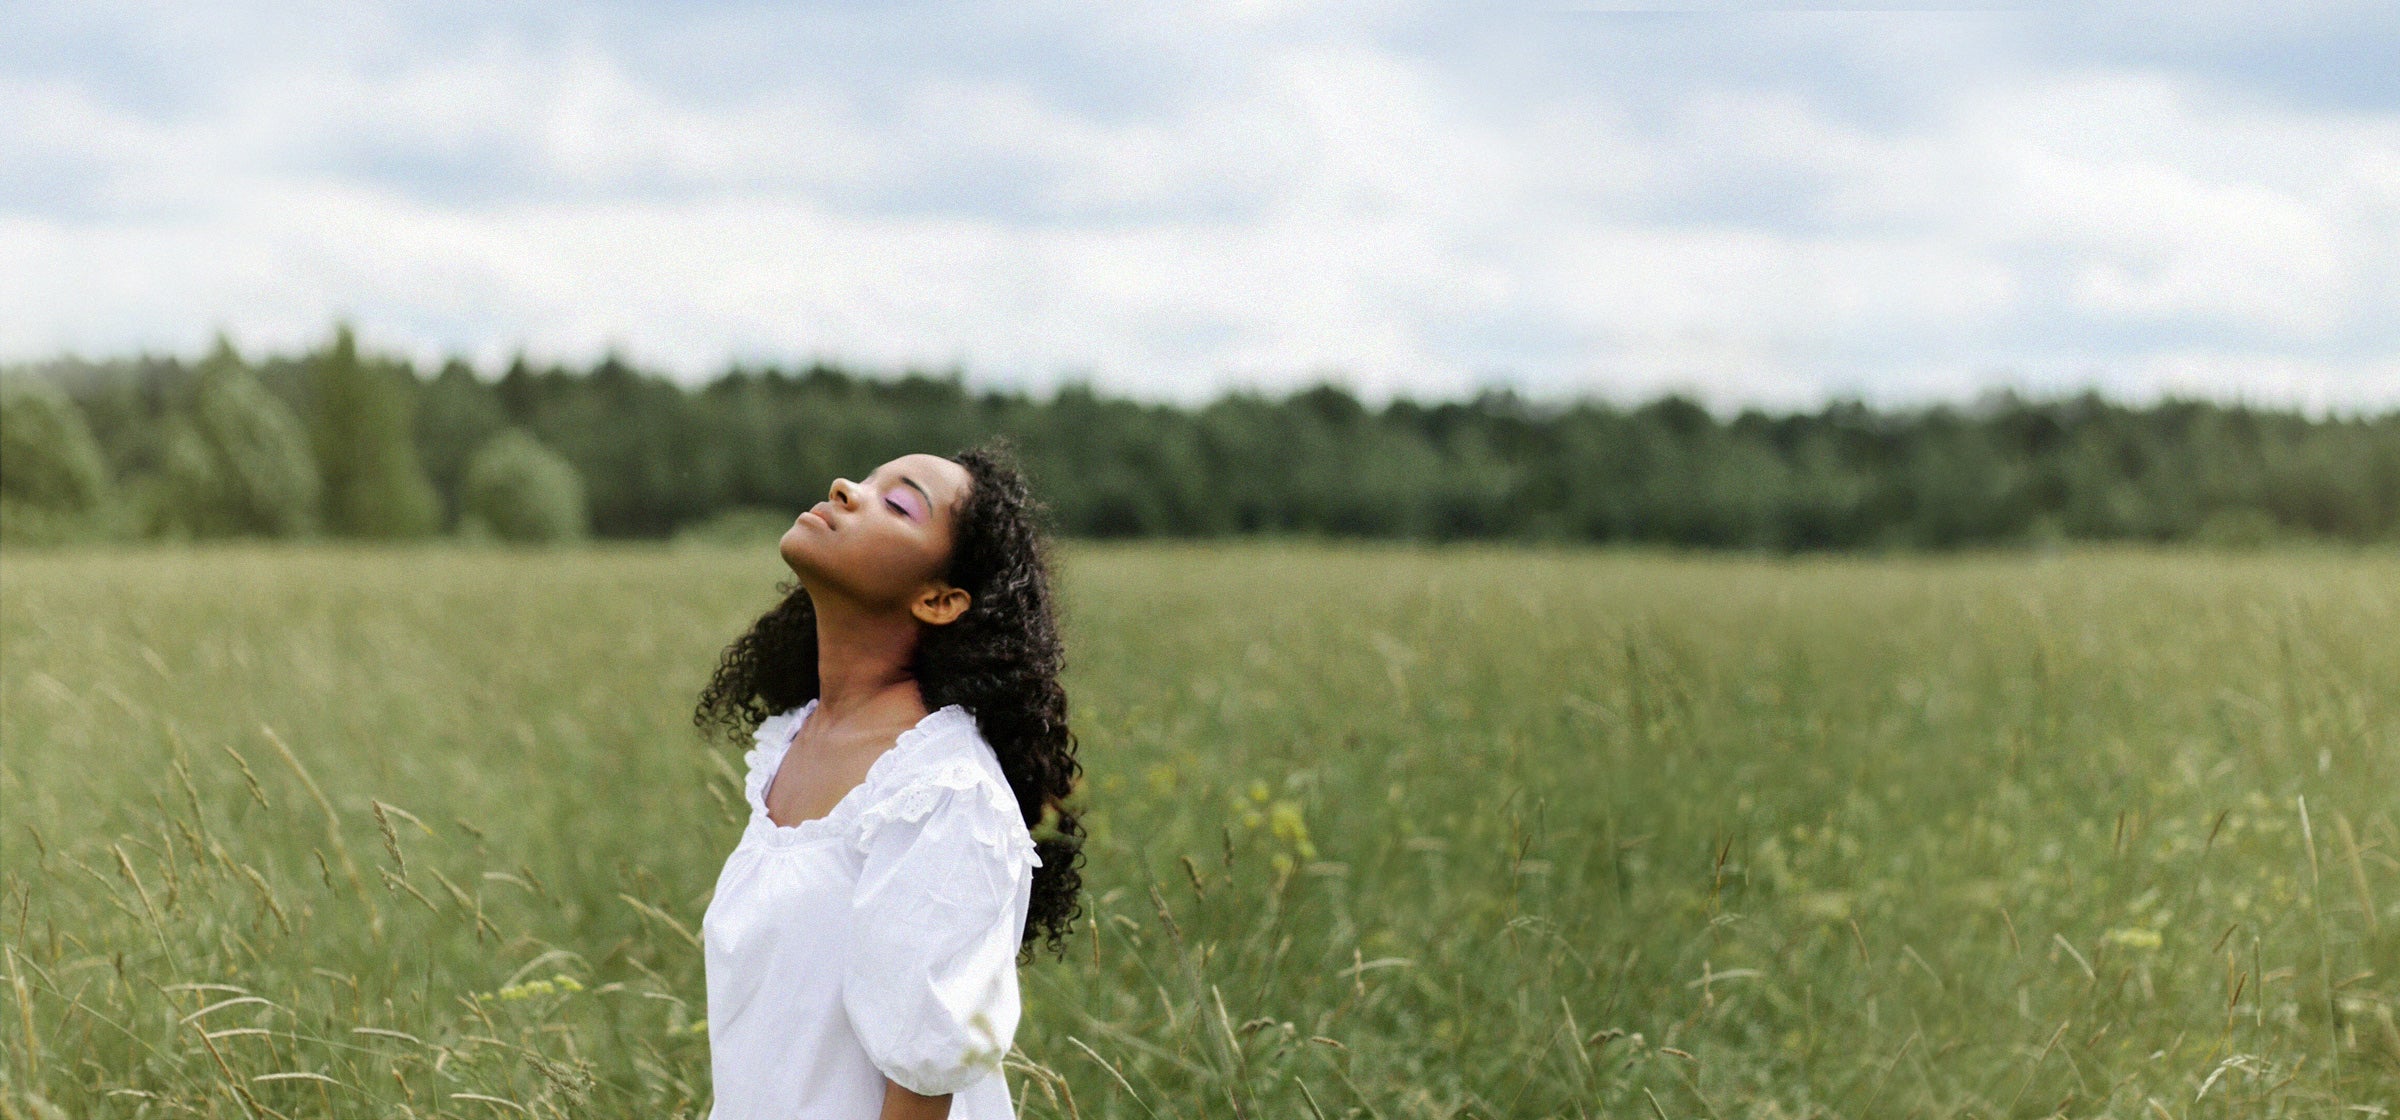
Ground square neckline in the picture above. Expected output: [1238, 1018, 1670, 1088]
[755, 700, 969, 835]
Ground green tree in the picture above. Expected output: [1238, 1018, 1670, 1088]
[0, 376, 115, 544]
[462, 428, 588, 544]
[416, 357, 509, 529]
[152, 413, 227, 539]
[15, 331, 2400, 549]
[307, 324, 440, 538]
[183, 339, 321, 537]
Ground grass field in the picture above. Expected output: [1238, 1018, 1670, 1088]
[3, 543, 2395, 1119]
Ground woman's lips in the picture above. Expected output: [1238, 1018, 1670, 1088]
[802, 504, 835, 529]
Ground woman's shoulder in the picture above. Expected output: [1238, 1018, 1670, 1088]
[740, 702, 813, 787]
[860, 705, 1007, 805]
[854, 706, 1040, 869]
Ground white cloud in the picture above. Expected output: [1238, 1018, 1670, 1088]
[2, 2, 2394, 412]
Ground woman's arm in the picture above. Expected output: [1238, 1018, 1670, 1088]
[843, 766, 1032, 1105]
[879, 1078, 952, 1119]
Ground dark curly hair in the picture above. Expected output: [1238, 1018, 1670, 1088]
[693, 440, 1086, 962]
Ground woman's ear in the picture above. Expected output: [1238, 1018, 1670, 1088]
[910, 583, 971, 626]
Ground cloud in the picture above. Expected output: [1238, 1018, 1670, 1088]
[2, 0, 2394, 412]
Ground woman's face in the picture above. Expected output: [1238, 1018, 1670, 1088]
[780, 453, 973, 608]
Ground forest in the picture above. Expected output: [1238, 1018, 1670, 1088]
[6, 325, 2397, 548]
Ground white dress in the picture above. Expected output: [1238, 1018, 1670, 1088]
[701, 701, 1043, 1119]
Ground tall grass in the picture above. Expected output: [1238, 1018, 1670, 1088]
[3, 543, 2394, 1118]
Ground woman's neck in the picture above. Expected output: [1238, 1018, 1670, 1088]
[808, 590, 926, 722]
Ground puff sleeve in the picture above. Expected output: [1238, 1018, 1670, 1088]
[842, 763, 1043, 1097]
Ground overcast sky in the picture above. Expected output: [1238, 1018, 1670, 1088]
[4, 0, 2395, 410]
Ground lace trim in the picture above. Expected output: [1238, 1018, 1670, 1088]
[853, 762, 1044, 871]
[741, 703, 979, 848]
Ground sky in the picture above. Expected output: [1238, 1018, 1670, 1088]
[3, 0, 2396, 411]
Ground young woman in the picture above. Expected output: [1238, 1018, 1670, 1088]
[693, 444, 1085, 1120]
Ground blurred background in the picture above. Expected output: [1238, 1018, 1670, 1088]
[5, 0, 2395, 548]
[6, 6, 2399, 1118]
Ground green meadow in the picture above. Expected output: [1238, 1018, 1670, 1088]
[2, 544, 2394, 1118]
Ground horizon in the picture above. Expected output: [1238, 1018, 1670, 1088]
[12, 325, 2400, 422]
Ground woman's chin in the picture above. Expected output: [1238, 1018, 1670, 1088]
[778, 528, 816, 573]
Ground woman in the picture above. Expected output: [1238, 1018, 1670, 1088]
[693, 443, 1085, 1119]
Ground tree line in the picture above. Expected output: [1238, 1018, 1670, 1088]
[6, 326, 2397, 549]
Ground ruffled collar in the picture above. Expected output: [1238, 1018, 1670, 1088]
[739, 701, 975, 848]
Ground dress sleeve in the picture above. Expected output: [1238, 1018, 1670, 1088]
[841, 762, 1041, 1097]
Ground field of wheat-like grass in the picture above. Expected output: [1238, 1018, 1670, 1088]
[3, 543, 2394, 1118]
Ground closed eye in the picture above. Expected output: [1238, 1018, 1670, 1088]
[886, 497, 912, 519]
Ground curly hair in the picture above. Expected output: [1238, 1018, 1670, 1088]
[693, 440, 1086, 962]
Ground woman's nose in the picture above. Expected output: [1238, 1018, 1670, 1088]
[829, 479, 859, 508]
